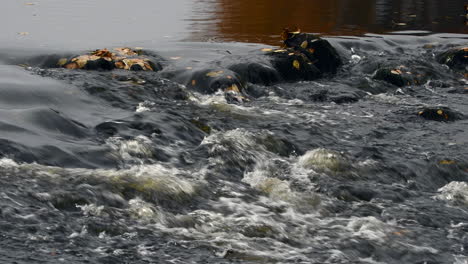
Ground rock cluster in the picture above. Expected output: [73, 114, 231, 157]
[58, 47, 162, 71]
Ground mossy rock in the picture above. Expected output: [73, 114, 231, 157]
[298, 148, 351, 173]
[190, 119, 211, 134]
[109, 174, 195, 206]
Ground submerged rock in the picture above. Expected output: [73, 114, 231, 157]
[297, 148, 351, 173]
[373, 66, 425, 87]
[417, 107, 463, 122]
[228, 61, 280, 85]
[185, 68, 248, 103]
[436, 47, 468, 72]
[58, 47, 162, 71]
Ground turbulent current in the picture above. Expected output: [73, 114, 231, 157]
[0, 33, 467, 263]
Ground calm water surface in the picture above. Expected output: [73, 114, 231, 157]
[1, 0, 466, 48]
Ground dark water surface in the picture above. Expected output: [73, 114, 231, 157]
[1, 1, 468, 264]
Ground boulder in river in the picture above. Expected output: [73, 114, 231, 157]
[185, 68, 248, 103]
[264, 48, 322, 82]
[372, 66, 425, 87]
[281, 27, 342, 74]
[228, 61, 280, 86]
[58, 47, 162, 71]
[436, 47, 468, 72]
[417, 107, 463, 122]
[225, 28, 342, 85]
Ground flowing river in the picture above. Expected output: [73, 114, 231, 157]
[0, 1, 467, 263]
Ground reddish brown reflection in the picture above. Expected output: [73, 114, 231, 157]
[188, 0, 468, 45]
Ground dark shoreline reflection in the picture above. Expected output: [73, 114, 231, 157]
[188, 0, 468, 45]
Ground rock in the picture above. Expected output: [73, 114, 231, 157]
[417, 107, 463, 122]
[373, 67, 419, 87]
[281, 28, 342, 74]
[436, 47, 468, 72]
[297, 148, 351, 173]
[225, 29, 342, 84]
[186, 68, 248, 102]
[59, 47, 162, 71]
[228, 62, 280, 85]
[264, 48, 321, 82]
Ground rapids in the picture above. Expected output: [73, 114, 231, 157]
[0, 33, 467, 263]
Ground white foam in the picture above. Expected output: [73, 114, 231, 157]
[76, 203, 104, 217]
[0, 158, 19, 168]
[346, 216, 391, 244]
[106, 135, 154, 164]
[136, 101, 155, 112]
[436, 181, 468, 205]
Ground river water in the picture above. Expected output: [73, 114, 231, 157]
[1, 1, 468, 263]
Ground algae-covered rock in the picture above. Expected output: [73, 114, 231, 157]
[59, 47, 162, 71]
[436, 47, 468, 72]
[417, 107, 463, 122]
[298, 148, 351, 173]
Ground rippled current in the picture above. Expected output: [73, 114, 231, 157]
[0, 33, 468, 263]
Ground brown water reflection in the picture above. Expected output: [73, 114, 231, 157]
[189, 0, 468, 45]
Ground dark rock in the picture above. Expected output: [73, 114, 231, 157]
[266, 49, 321, 82]
[417, 107, 463, 122]
[436, 47, 468, 71]
[282, 29, 342, 74]
[185, 68, 248, 102]
[373, 68, 414, 87]
[329, 93, 359, 104]
[82, 57, 115, 71]
[228, 62, 280, 85]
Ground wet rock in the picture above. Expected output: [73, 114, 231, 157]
[58, 48, 162, 71]
[265, 48, 321, 82]
[417, 107, 463, 122]
[228, 61, 280, 85]
[50, 191, 90, 211]
[373, 68, 414, 87]
[329, 93, 360, 104]
[282, 28, 342, 74]
[190, 118, 211, 134]
[436, 47, 468, 71]
[225, 29, 342, 84]
[186, 68, 248, 102]
[298, 148, 351, 173]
